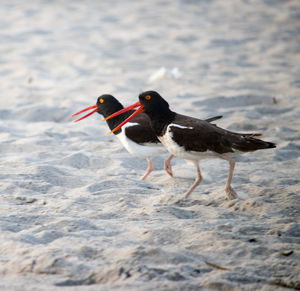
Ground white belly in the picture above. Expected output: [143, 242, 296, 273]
[158, 134, 216, 161]
[116, 124, 166, 158]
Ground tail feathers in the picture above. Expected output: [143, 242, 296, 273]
[205, 115, 223, 123]
[233, 136, 276, 152]
[241, 133, 263, 137]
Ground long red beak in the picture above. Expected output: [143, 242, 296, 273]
[104, 101, 144, 134]
[71, 104, 97, 122]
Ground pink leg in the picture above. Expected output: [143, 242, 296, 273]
[140, 158, 153, 180]
[163, 154, 174, 177]
[183, 163, 202, 199]
[222, 157, 238, 200]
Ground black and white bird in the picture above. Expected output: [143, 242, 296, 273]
[105, 91, 276, 200]
[71, 94, 222, 180]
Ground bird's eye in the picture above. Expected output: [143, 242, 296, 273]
[145, 95, 151, 100]
[100, 98, 104, 103]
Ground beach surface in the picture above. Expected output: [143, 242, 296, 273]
[0, 0, 300, 290]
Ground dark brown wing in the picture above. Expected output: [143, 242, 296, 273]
[125, 113, 160, 144]
[124, 113, 225, 146]
[170, 114, 276, 154]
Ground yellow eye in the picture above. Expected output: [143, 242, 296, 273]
[145, 95, 151, 100]
[100, 98, 104, 103]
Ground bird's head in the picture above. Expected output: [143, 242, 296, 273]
[104, 90, 172, 134]
[138, 91, 170, 116]
[71, 94, 123, 122]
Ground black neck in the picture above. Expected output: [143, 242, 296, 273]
[99, 109, 135, 135]
[146, 110, 176, 136]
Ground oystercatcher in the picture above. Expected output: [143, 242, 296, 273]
[71, 94, 222, 180]
[105, 91, 276, 200]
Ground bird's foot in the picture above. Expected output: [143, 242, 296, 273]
[182, 190, 192, 200]
[225, 186, 238, 200]
[174, 198, 187, 206]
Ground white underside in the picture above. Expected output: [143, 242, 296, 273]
[116, 123, 166, 158]
[158, 124, 243, 162]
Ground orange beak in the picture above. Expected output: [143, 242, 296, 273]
[71, 104, 97, 122]
[103, 101, 144, 134]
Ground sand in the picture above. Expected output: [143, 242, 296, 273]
[0, 0, 300, 290]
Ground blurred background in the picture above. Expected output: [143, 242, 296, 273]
[1, 0, 299, 112]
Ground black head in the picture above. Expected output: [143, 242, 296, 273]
[96, 94, 124, 118]
[71, 94, 124, 123]
[138, 91, 171, 117]
[103, 90, 175, 135]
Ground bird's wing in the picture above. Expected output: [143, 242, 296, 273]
[124, 113, 160, 144]
[169, 114, 275, 153]
[169, 122, 234, 154]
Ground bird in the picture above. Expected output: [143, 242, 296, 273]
[71, 94, 223, 180]
[104, 91, 276, 200]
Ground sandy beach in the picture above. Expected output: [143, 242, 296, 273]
[0, 0, 300, 290]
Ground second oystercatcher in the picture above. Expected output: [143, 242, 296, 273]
[72, 94, 222, 180]
[105, 91, 276, 200]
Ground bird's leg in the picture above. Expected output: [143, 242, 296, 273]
[163, 154, 174, 177]
[140, 158, 153, 180]
[183, 163, 202, 199]
[222, 157, 238, 200]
